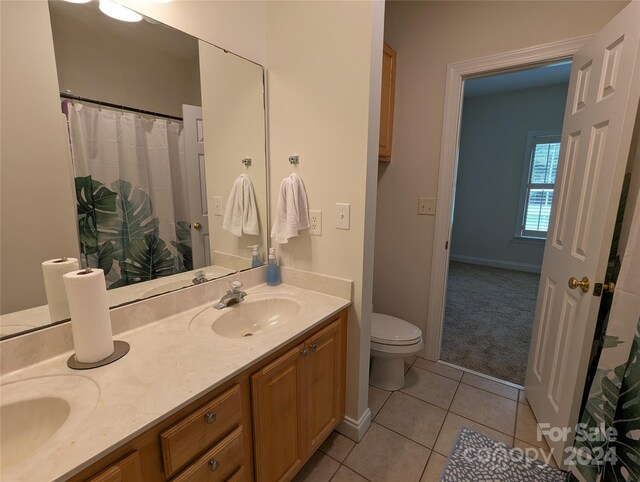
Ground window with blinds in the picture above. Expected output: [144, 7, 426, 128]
[517, 133, 561, 239]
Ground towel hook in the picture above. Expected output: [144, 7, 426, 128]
[289, 155, 299, 165]
[242, 158, 252, 167]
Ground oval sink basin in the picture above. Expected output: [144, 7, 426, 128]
[190, 292, 310, 338]
[0, 375, 100, 473]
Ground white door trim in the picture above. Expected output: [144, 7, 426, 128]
[425, 35, 592, 360]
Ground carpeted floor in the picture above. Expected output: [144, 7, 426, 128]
[441, 261, 540, 385]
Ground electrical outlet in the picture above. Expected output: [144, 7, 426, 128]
[213, 196, 223, 216]
[336, 203, 350, 230]
[418, 197, 436, 215]
[309, 210, 322, 235]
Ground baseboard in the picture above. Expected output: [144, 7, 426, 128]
[449, 254, 541, 274]
[337, 408, 372, 442]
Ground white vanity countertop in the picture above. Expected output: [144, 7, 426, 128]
[0, 283, 350, 482]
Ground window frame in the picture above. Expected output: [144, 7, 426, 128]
[515, 130, 562, 241]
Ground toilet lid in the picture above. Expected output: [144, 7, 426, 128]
[371, 313, 422, 346]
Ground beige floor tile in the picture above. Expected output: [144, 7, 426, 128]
[405, 356, 416, 373]
[330, 465, 369, 482]
[515, 402, 547, 448]
[368, 385, 392, 418]
[344, 423, 430, 482]
[401, 367, 459, 410]
[319, 431, 356, 463]
[519, 390, 529, 405]
[449, 384, 517, 436]
[514, 439, 558, 469]
[293, 451, 340, 482]
[420, 452, 448, 482]
[375, 391, 446, 448]
[413, 358, 463, 381]
[461, 372, 519, 401]
[434, 412, 513, 457]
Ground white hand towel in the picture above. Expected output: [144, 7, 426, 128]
[271, 173, 310, 244]
[290, 173, 310, 231]
[223, 174, 259, 237]
[241, 175, 259, 236]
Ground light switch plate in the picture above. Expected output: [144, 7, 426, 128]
[309, 210, 322, 235]
[336, 203, 350, 230]
[213, 196, 223, 216]
[418, 197, 436, 215]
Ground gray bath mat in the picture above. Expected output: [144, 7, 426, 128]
[440, 428, 566, 481]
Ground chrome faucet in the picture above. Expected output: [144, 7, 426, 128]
[192, 270, 207, 285]
[214, 281, 247, 309]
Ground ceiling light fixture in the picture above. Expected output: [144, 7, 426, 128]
[99, 0, 143, 22]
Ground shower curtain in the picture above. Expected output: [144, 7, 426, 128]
[569, 191, 640, 482]
[66, 101, 192, 289]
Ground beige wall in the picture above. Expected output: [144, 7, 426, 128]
[266, 0, 383, 434]
[199, 42, 268, 268]
[375, 0, 629, 349]
[50, 9, 201, 118]
[0, 1, 80, 314]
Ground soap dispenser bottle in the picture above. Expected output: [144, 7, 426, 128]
[248, 245, 261, 268]
[266, 248, 281, 286]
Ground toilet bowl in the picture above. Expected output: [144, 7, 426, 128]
[370, 313, 424, 391]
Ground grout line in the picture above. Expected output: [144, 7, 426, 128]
[457, 379, 520, 402]
[397, 387, 454, 412]
[371, 420, 437, 452]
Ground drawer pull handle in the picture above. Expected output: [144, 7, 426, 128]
[208, 459, 220, 471]
[204, 412, 217, 424]
[309, 343, 317, 351]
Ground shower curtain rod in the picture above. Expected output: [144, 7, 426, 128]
[60, 92, 183, 121]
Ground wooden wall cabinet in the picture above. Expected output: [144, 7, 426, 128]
[379, 42, 397, 162]
[69, 310, 347, 482]
[251, 316, 347, 482]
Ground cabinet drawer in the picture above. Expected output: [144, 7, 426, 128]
[88, 452, 143, 482]
[171, 426, 244, 482]
[161, 384, 242, 476]
[227, 466, 246, 482]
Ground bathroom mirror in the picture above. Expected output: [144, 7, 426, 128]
[0, 1, 268, 339]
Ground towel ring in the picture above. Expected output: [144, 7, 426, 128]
[289, 155, 299, 165]
[242, 158, 252, 166]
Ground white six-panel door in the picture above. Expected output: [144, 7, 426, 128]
[182, 104, 210, 269]
[525, 1, 640, 468]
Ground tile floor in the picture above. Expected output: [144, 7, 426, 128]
[293, 357, 557, 482]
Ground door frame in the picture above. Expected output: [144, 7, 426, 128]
[425, 35, 592, 361]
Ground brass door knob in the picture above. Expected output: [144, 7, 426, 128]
[568, 276, 590, 293]
[193, 222, 202, 231]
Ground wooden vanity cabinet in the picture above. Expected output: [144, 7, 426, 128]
[69, 309, 347, 482]
[70, 379, 253, 482]
[379, 42, 397, 161]
[251, 315, 347, 482]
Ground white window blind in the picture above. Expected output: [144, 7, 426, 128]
[518, 134, 561, 239]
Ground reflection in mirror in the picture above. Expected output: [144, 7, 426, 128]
[0, 1, 268, 339]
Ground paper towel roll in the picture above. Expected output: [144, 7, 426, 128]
[42, 257, 79, 322]
[63, 268, 114, 363]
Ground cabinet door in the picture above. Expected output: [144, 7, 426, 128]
[306, 319, 344, 452]
[251, 344, 306, 482]
[379, 42, 397, 161]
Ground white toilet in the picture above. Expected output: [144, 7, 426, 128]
[370, 313, 424, 391]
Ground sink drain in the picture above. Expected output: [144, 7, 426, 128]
[243, 333, 253, 337]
